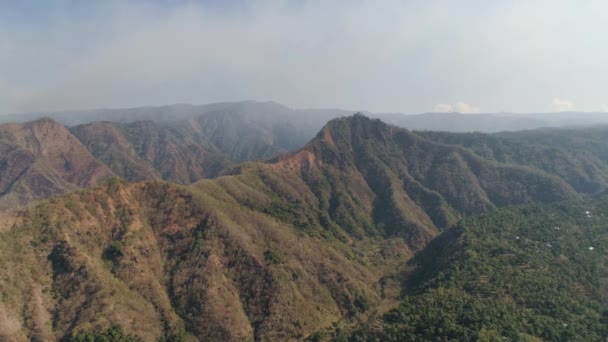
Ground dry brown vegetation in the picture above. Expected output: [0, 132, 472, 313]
[0, 178, 400, 340]
[0, 118, 114, 210]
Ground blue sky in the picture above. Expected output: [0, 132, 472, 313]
[1, 0, 607, 114]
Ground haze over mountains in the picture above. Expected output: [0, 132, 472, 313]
[3, 100, 608, 133]
[0, 109, 607, 341]
[4, 1, 608, 340]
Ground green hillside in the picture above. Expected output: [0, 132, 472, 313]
[339, 196, 608, 341]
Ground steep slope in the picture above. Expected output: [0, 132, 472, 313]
[341, 196, 608, 341]
[71, 120, 234, 183]
[0, 118, 114, 209]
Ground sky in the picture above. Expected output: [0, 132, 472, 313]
[1, 0, 607, 114]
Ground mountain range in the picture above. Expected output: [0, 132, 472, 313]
[3, 100, 608, 132]
[0, 109, 606, 341]
[4, 104, 608, 212]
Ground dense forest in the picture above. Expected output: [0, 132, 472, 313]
[334, 196, 608, 341]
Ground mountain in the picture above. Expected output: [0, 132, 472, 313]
[0, 101, 344, 135]
[0, 104, 206, 126]
[4, 100, 608, 134]
[2, 113, 605, 215]
[242, 114, 578, 250]
[0, 115, 597, 341]
[70, 120, 233, 184]
[0, 118, 114, 210]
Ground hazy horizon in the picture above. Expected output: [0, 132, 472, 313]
[4, 99, 608, 117]
[2, 1, 608, 114]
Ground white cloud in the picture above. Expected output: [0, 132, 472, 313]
[434, 102, 480, 114]
[551, 98, 574, 112]
[455, 102, 481, 114]
[602, 104, 608, 112]
[434, 104, 454, 112]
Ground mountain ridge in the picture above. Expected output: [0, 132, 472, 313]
[4, 100, 608, 133]
[0, 114, 606, 340]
